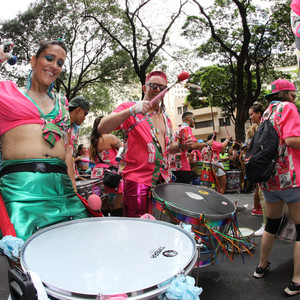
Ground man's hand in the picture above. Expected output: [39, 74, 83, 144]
[133, 100, 152, 115]
[180, 136, 193, 151]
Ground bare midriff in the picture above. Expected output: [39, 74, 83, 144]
[1, 124, 66, 160]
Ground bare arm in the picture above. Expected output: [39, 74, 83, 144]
[221, 134, 232, 149]
[110, 135, 123, 150]
[191, 139, 213, 150]
[98, 101, 151, 134]
[66, 131, 77, 191]
[170, 137, 194, 154]
[285, 137, 300, 150]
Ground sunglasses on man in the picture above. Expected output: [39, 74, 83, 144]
[146, 82, 167, 91]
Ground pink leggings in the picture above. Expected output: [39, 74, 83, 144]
[123, 179, 151, 217]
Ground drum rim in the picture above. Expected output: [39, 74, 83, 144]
[75, 179, 101, 186]
[20, 217, 197, 299]
[153, 183, 236, 219]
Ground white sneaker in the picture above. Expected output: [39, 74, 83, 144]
[254, 224, 265, 237]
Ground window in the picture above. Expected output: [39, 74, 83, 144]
[183, 106, 188, 113]
[225, 117, 231, 126]
[177, 107, 182, 115]
[219, 118, 225, 127]
[195, 120, 214, 129]
[219, 117, 231, 127]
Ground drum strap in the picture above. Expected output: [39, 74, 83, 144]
[0, 162, 68, 177]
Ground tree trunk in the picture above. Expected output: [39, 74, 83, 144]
[235, 104, 246, 142]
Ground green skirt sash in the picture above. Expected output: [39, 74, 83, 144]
[0, 158, 89, 241]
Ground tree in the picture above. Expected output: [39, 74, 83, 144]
[0, 0, 136, 109]
[84, 0, 189, 94]
[187, 64, 291, 124]
[183, 0, 294, 141]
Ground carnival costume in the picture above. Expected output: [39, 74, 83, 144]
[0, 81, 88, 241]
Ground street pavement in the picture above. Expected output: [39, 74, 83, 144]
[0, 191, 295, 300]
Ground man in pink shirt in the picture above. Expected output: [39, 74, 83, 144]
[171, 112, 209, 183]
[98, 71, 192, 217]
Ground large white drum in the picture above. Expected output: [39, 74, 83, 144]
[20, 218, 197, 299]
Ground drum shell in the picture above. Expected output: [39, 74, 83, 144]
[225, 170, 241, 193]
[191, 161, 216, 188]
[75, 179, 102, 199]
[152, 183, 236, 267]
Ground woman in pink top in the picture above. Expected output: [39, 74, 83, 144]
[90, 116, 123, 216]
[201, 133, 231, 194]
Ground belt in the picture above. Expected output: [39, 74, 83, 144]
[0, 162, 68, 177]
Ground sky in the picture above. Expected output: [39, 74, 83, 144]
[0, 0, 34, 21]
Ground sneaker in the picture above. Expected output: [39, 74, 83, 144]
[251, 208, 263, 216]
[284, 281, 300, 296]
[253, 261, 271, 278]
[254, 224, 265, 237]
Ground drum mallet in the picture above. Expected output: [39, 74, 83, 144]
[150, 71, 190, 106]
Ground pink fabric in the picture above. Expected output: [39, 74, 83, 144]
[171, 124, 197, 171]
[261, 102, 300, 191]
[123, 179, 151, 217]
[113, 102, 173, 187]
[201, 141, 223, 163]
[291, 0, 300, 16]
[0, 81, 43, 136]
[100, 148, 118, 166]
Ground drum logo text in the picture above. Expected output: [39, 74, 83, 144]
[163, 250, 178, 257]
[150, 247, 165, 258]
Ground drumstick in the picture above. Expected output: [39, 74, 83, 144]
[184, 82, 201, 91]
[224, 124, 229, 135]
[150, 71, 189, 106]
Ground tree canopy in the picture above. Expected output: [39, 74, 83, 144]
[183, 0, 294, 141]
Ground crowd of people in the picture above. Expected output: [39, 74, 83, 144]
[0, 18, 300, 296]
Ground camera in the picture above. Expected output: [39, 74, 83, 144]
[2, 43, 17, 65]
[3, 44, 10, 53]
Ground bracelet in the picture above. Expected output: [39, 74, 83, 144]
[206, 142, 210, 147]
[129, 107, 135, 117]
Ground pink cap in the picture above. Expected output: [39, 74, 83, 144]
[265, 79, 295, 99]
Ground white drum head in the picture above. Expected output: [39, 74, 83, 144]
[21, 218, 197, 299]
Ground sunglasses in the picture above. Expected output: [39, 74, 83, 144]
[146, 82, 167, 91]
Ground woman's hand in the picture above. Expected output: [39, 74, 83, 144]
[0, 43, 13, 63]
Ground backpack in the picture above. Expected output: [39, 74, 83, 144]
[245, 108, 279, 183]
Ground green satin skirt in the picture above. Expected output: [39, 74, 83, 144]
[0, 158, 89, 241]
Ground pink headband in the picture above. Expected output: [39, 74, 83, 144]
[145, 71, 168, 83]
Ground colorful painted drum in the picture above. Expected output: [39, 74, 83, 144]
[191, 161, 217, 188]
[225, 170, 241, 193]
[75, 179, 102, 199]
[20, 217, 197, 299]
[152, 183, 236, 268]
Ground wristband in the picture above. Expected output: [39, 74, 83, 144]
[129, 106, 135, 117]
[206, 142, 210, 147]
